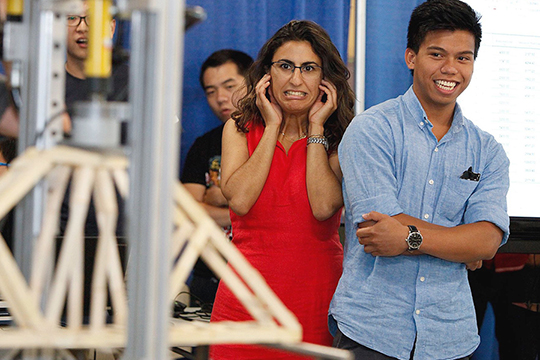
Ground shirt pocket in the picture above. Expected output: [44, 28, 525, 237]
[438, 178, 479, 223]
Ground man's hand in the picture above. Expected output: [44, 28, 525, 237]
[466, 260, 482, 271]
[356, 211, 409, 256]
[203, 185, 228, 207]
[62, 111, 72, 134]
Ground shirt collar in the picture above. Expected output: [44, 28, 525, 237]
[402, 86, 465, 134]
[403, 86, 432, 129]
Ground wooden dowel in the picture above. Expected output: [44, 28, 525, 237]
[46, 167, 94, 326]
[201, 244, 274, 325]
[91, 169, 115, 329]
[92, 169, 127, 328]
[112, 169, 129, 199]
[48, 146, 128, 170]
[0, 234, 45, 328]
[0, 153, 53, 220]
[170, 207, 195, 262]
[30, 165, 72, 302]
[169, 225, 209, 301]
[209, 231, 300, 331]
[173, 182, 211, 223]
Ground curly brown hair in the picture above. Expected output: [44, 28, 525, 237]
[232, 20, 355, 152]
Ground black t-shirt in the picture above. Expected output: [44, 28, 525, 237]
[181, 123, 224, 186]
[0, 77, 10, 123]
[64, 72, 88, 113]
[65, 62, 130, 112]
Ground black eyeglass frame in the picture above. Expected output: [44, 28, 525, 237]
[270, 61, 323, 76]
[66, 15, 89, 27]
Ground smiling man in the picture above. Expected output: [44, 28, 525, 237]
[65, 1, 117, 79]
[329, 1, 510, 359]
[181, 49, 252, 306]
[65, 10, 97, 79]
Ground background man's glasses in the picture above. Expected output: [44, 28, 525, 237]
[66, 15, 89, 27]
[270, 61, 322, 79]
[0, 162, 10, 167]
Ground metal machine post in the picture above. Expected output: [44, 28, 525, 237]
[354, 0, 366, 115]
[3, 0, 185, 357]
[122, 0, 184, 358]
[4, 0, 74, 279]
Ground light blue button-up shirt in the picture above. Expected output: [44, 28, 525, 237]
[329, 87, 510, 360]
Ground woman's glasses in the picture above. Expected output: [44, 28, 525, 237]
[270, 61, 322, 80]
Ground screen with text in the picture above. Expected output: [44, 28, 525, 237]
[460, 0, 539, 218]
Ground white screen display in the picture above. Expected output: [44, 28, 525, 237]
[459, 0, 540, 217]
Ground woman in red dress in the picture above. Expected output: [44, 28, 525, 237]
[210, 20, 355, 359]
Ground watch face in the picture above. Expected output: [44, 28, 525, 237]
[407, 232, 422, 249]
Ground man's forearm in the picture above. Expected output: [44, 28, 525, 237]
[394, 213, 502, 262]
[183, 182, 231, 228]
[201, 203, 231, 228]
[0, 106, 19, 138]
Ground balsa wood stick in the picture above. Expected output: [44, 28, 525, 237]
[30, 165, 72, 302]
[45, 167, 94, 327]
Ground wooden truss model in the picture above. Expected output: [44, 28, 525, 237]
[0, 145, 302, 353]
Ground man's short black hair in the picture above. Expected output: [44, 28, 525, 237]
[199, 49, 254, 88]
[0, 137, 17, 163]
[407, 0, 482, 59]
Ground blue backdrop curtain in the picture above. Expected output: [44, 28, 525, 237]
[365, 0, 420, 109]
[180, 0, 350, 172]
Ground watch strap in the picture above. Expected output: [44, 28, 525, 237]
[408, 225, 418, 233]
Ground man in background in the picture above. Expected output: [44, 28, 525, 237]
[0, 0, 127, 138]
[61, 2, 128, 320]
[64, 2, 128, 119]
[61, 1, 128, 235]
[181, 49, 253, 306]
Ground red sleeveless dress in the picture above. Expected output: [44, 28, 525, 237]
[210, 122, 343, 359]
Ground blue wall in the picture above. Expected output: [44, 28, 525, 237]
[364, 0, 421, 108]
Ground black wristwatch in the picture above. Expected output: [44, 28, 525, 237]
[405, 225, 423, 251]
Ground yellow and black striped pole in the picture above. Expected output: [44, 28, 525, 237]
[85, 0, 113, 96]
[6, 0, 23, 21]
